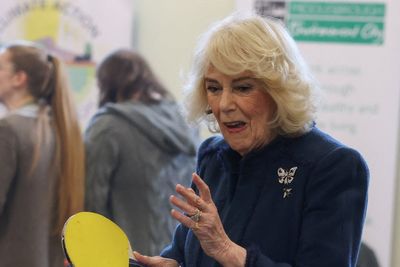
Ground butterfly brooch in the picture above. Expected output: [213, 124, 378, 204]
[277, 167, 298, 198]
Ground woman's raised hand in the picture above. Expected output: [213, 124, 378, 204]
[169, 173, 246, 266]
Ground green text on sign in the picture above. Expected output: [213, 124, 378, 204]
[287, 2, 385, 44]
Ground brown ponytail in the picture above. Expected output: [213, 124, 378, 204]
[50, 57, 85, 234]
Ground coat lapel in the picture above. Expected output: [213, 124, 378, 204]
[222, 167, 271, 244]
[220, 141, 283, 245]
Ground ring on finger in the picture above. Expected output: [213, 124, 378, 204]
[189, 208, 201, 222]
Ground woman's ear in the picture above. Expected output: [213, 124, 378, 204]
[12, 70, 28, 88]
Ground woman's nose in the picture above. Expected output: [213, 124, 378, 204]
[219, 89, 235, 112]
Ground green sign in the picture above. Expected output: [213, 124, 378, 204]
[287, 2, 385, 44]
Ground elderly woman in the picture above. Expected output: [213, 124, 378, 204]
[134, 14, 369, 267]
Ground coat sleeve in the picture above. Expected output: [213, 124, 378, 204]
[247, 146, 369, 267]
[84, 126, 120, 219]
[160, 224, 189, 264]
[0, 121, 17, 217]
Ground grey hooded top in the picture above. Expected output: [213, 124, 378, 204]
[84, 99, 197, 256]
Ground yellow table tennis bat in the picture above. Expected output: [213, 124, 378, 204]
[62, 211, 144, 267]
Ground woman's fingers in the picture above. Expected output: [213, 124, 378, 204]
[132, 251, 153, 265]
[175, 183, 207, 211]
[173, 173, 212, 211]
[169, 195, 198, 215]
[171, 209, 198, 229]
[133, 251, 178, 267]
[169, 173, 214, 230]
[192, 173, 212, 203]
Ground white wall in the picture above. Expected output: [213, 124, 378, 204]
[132, 0, 235, 102]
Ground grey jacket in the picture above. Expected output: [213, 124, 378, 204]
[0, 106, 64, 266]
[84, 99, 197, 256]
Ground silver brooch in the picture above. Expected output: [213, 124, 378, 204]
[277, 167, 297, 198]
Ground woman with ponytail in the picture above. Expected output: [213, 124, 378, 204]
[0, 41, 84, 266]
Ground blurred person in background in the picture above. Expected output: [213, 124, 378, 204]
[0, 41, 85, 266]
[84, 49, 197, 256]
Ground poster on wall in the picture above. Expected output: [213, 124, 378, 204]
[236, 0, 400, 266]
[0, 0, 134, 127]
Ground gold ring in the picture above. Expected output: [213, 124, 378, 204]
[189, 208, 201, 222]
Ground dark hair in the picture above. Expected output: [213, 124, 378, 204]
[96, 49, 170, 107]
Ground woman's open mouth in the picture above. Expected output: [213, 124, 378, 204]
[223, 121, 247, 133]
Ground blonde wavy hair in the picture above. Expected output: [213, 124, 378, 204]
[184, 13, 318, 136]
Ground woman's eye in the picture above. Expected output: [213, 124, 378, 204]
[206, 85, 221, 93]
[234, 84, 253, 93]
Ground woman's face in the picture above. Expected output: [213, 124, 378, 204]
[205, 66, 276, 155]
[0, 50, 16, 102]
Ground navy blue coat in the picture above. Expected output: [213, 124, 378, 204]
[161, 127, 369, 267]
